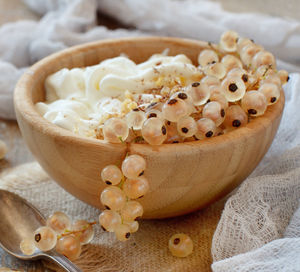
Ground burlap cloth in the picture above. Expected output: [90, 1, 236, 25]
[0, 162, 224, 272]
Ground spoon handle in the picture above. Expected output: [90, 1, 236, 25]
[44, 251, 83, 272]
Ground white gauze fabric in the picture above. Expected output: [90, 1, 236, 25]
[211, 73, 300, 271]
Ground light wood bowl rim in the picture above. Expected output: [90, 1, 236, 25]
[14, 36, 285, 152]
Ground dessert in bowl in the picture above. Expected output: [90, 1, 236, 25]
[14, 34, 285, 219]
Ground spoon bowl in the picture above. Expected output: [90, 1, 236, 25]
[0, 189, 82, 271]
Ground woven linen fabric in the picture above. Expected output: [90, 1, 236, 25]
[0, 162, 223, 272]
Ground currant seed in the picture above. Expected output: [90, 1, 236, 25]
[228, 83, 238, 92]
[232, 120, 241, 127]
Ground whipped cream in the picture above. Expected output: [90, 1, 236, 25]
[36, 53, 201, 138]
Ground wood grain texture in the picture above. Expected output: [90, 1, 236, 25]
[14, 37, 285, 219]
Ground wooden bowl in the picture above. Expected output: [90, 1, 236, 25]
[14, 37, 284, 219]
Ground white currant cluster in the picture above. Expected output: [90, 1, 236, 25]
[100, 30, 288, 145]
[20, 211, 95, 261]
[99, 154, 148, 241]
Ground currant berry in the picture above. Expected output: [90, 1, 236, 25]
[251, 51, 276, 69]
[115, 224, 131, 242]
[33, 226, 57, 251]
[46, 211, 71, 234]
[198, 49, 219, 67]
[221, 76, 246, 102]
[203, 62, 226, 79]
[227, 68, 249, 82]
[185, 82, 210, 106]
[101, 165, 123, 185]
[125, 110, 146, 130]
[237, 37, 253, 54]
[241, 91, 267, 116]
[100, 186, 126, 211]
[122, 154, 146, 179]
[202, 101, 225, 126]
[170, 91, 195, 115]
[258, 83, 280, 105]
[168, 233, 194, 257]
[221, 54, 242, 72]
[223, 105, 248, 129]
[123, 220, 139, 233]
[123, 176, 150, 199]
[195, 118, 217, 140]
[277, 70, 289, 85]
[99, 210, 122, 232]
[141, 117, 167, 145]
[56, 235, 81, 261]
[103, 117, 129, 143]
[121, 200, 144, 221]
[20, 237, 35, 255]
[162, 98, 188, 122]
[176, 116, 197, 138]
[240, 43, 262, 67]
[220, 30, 239, 52]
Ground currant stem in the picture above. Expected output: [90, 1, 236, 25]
[58, 222, 96, 239]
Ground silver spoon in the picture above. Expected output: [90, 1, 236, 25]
[0, 189, 82, 272]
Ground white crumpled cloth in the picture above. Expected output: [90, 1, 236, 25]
[1, 1, 300, 271]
